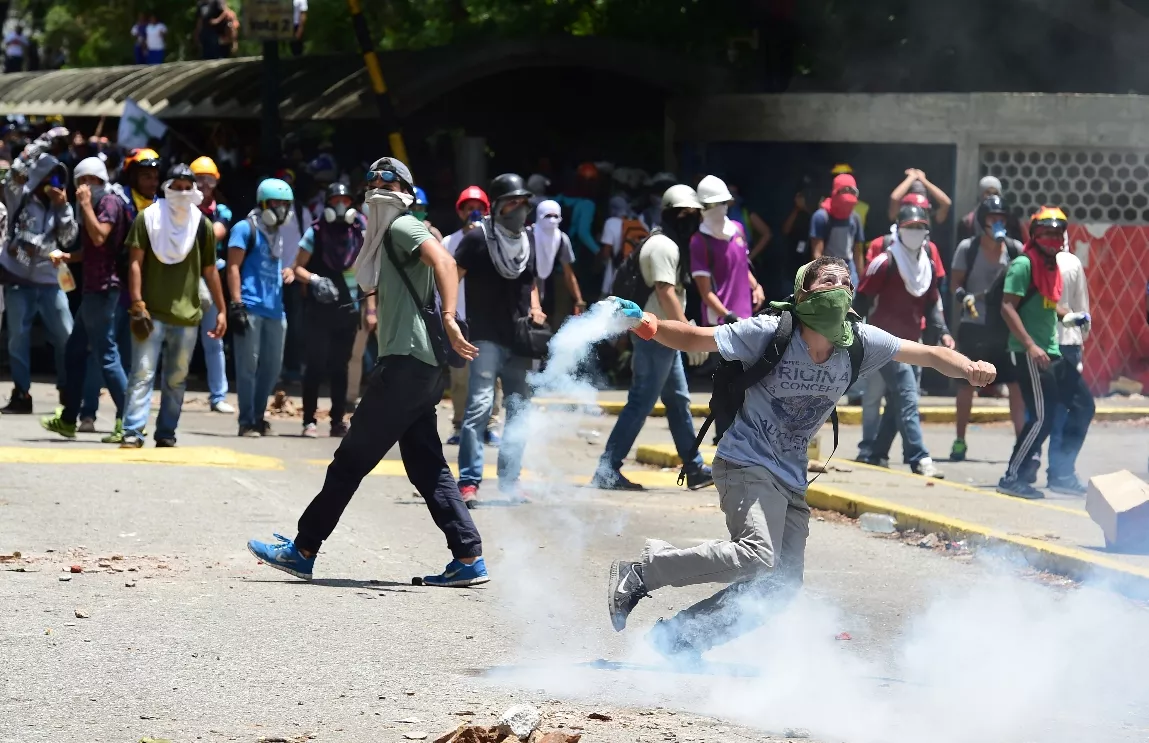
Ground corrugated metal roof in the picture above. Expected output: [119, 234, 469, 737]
[0, 39, 727, 121]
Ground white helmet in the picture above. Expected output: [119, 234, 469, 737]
[696, 174, 733, 205]
[661, 184, 703, 210]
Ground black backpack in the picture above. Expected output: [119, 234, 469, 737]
[609, 227, 658, 308]
[982, 253, 1038, 350]
[677, 307, 864, 486]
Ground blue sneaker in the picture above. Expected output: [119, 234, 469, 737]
[484, 429, 501, 446]
[421, 557, 489, 587]
[446, 431, 461, 445]
[247, 533, 315, 580]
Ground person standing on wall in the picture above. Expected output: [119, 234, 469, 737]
[246, 157, 488, 588]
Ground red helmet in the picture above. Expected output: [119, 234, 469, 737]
[455, 185, 490, 212]
[901, 193, 931, 210]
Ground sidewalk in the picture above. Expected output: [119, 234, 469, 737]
[632, 442, 1149, 594]
[533, 391, 1149, 423]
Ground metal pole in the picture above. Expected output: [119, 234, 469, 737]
[261, 39, 281, 174]
[346, 0, 408, 163]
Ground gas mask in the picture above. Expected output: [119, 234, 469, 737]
[261, 202, 292, 228]
[984, 219, 1007, 242]
[323, 202, 358, 225]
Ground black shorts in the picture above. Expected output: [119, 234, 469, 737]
[956, 324, 1016, 385]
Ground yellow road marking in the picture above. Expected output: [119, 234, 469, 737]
[0, 446, 283, 470]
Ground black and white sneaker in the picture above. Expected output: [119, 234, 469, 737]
[607, 560, 649, 632]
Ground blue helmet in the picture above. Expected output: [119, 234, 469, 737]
[256, 177, 293, 203]
[413, 186, 428, 207]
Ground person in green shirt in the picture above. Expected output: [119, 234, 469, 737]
[998, 206, 1087, 500]
[121, 164, 227, 449]
[247, 157, 490, 588]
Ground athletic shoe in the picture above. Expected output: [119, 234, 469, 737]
[247, 533, 314, 580]
[422, 557, 489, 587]
[607, 560, 649, 631]
[647, 618, 704, 668]
[329, 421, 348, 438]
[997, 476, 1044, 500]
[459, 484, 479, 509]
[1, 388, 32, 414]
[589, 469, 645, 491]
[211, 400, 235, 414]
[1048, 474, 1088, 496]
[685, 465, 714, 491]
[77, 417, 97, 433]
[101, 419, 124, 444]
[912, 457, 945, 479]
[484, 429, 501, 446]
[949, 439, 968, 462]
[40, 414, 76, 439]
[257, 420, 276, 437]
[446, 430, 461, 445]
[155, 437, 177, 448]
[238, 425, 261, 438]
[120, 434, 144, 449]
[302, 422, 318, 438]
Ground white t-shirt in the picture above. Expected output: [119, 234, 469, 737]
[145, 23, 167, 51]
[599, 217, 623, 296]
[4, 32, 26, 58]
[1056, 250, 1089, 347]
[442, 229, 467, 321]
[293, 0, 308, 26]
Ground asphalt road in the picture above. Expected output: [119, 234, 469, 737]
[2, 390, 1149, 743]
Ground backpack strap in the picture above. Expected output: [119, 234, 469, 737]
[677, 310, 795, 486]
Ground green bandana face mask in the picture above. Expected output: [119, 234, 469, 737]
[769, 262, 856, 348]
[412, 208, 428, 222]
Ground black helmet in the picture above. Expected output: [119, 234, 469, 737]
[325, 182, 351, 202]
[896, 203, 930, 227]
[488, 173, 531, 203]
[166, 163, 194, 184]
[975, 194, 1009, 228]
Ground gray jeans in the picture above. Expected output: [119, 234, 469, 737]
[641, 456, 810, 652]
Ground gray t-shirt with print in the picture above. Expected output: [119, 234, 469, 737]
[714, 315, 902, 493]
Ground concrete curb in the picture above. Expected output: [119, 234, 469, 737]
[805, 483, 1149, 593]
[532, 399, 1149, 424]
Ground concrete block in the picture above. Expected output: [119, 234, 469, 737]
[1087, 470, 1149, 552]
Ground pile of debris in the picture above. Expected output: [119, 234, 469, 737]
[434, 705, 580, 743]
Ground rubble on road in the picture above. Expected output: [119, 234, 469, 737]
[434, 704, 581, 743]
[498, 704, 542, 740]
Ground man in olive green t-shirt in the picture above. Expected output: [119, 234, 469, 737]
[120, 164, 227, 449]
[247, 157, 491, 588]
[998, 206, 1089, 500]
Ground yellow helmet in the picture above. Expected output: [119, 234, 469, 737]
[124, 148, 161, 169]
[190, 156, 220, 179]
[830, 163, 854, 175]
[1030, 205, 1068, 232]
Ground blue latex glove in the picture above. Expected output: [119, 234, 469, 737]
[606, 296, 644, 325]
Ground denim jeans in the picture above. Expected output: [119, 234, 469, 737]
[199, 302, 228, 405]
[598, 335, 705, 475]
[123, 320, 199, 441]
[1045, 345, 1095, 480]
[234, 313, 287, 428]
[3, 283, 72, 392]
[458, 340, 531, 489]
[62, 289, 127, 425]
[869, 360, 929, 465]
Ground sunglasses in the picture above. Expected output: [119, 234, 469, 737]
[365, 169, 400, 184]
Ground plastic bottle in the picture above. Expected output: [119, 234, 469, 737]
[858, 512, 897, 534]
[57, 261, 75, 292]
